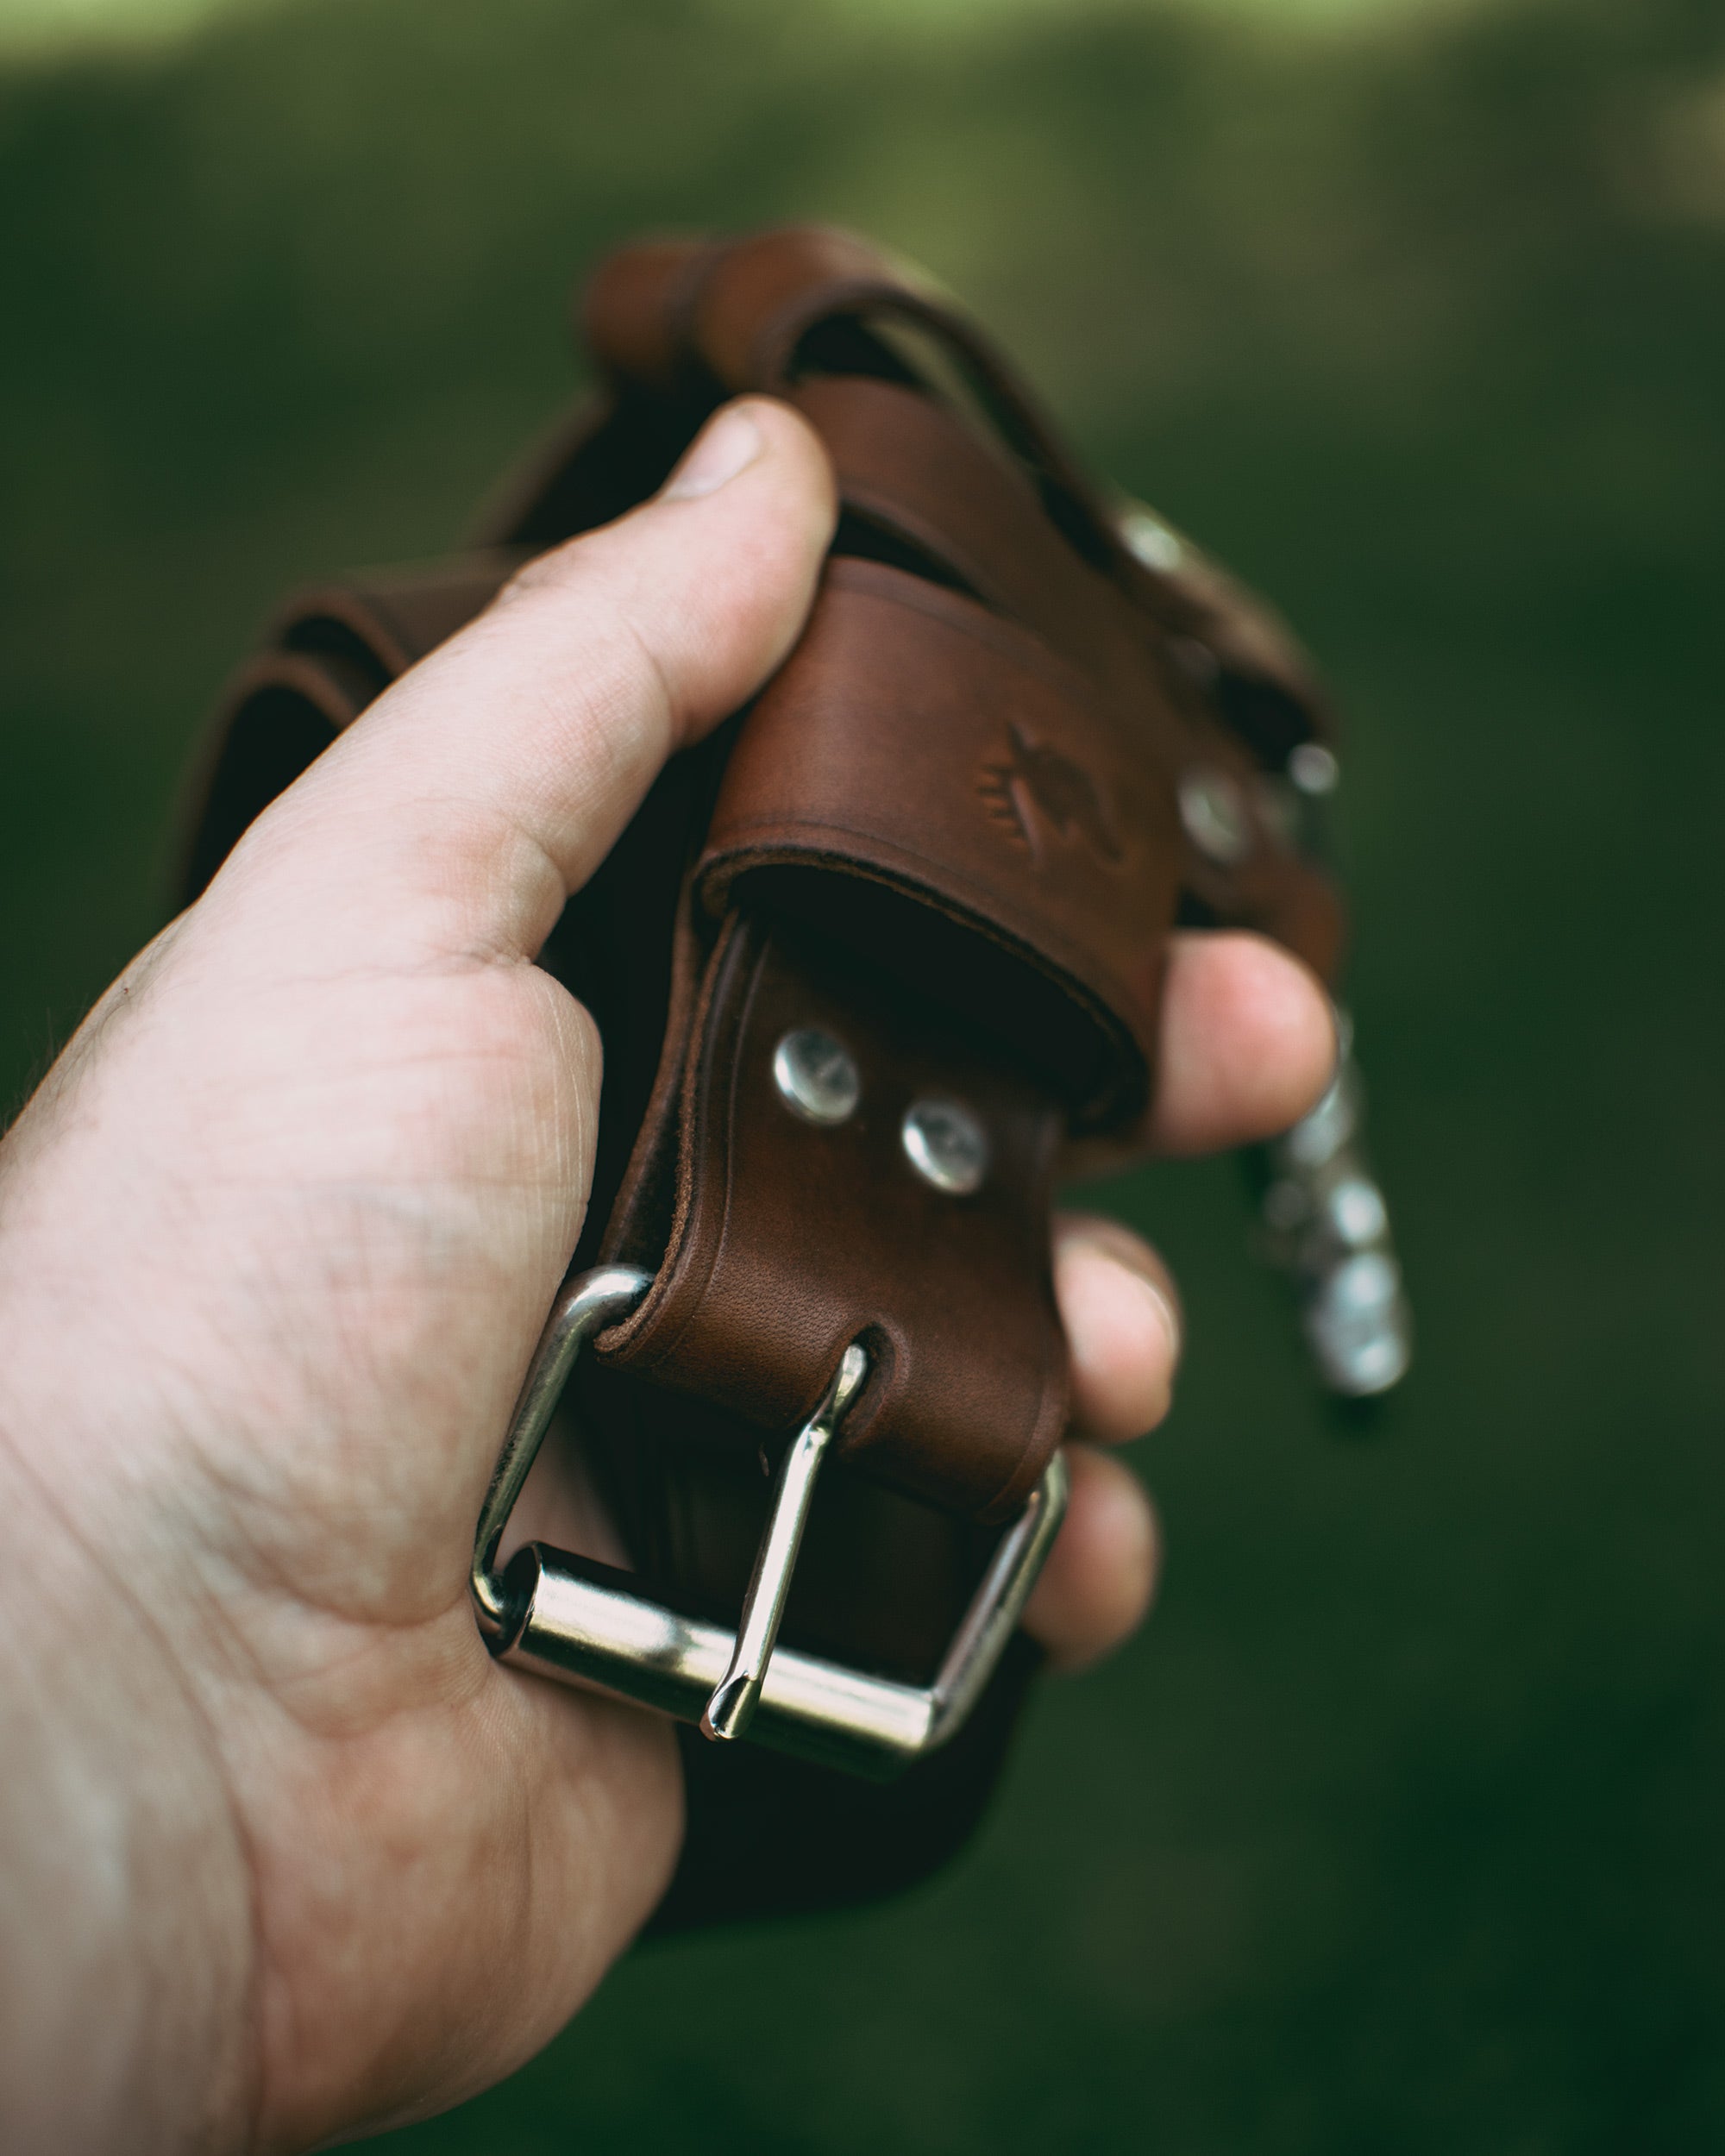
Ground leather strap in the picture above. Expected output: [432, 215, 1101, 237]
[179, 224, 1346, 1924]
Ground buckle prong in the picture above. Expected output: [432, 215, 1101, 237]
[701, 1341, 869, 1743]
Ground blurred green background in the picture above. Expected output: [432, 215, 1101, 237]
[3, 0, 1722, 2147]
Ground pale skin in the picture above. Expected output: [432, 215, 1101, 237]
[0, 398, 1335, 2152]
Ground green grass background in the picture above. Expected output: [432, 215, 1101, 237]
[3, 0, 1723, 2146]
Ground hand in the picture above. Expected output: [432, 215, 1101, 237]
[0, 398, 1334, 2151]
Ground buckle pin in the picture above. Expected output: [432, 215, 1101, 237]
[701, 1342, 869, 1743]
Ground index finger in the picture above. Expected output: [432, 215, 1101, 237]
[210, 398, 837, 969]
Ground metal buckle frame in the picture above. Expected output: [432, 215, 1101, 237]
[471, 1265, 1069, 1780]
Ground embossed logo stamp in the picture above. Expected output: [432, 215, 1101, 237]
[979, 721, 1122, 863]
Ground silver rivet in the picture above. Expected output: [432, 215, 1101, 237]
[901, 1099, 989, 1195]
[1325, 1176, 1388, 1249]
[1330, 1250, 1400, 1315]
[1304, 1252, 1411, 1396]
[1289, 742, 1340, 796]
[1281, 1068, 1358, 1171]
[773, 1028, 860, 1126]
[1119, 503, 1184, 573]
[1178, 767, 1253, 866]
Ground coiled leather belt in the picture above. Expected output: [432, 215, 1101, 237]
[181, 226, 1409, 1928]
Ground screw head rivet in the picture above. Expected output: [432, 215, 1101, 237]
[1289, 742, 1340, 797]
[1178, 767, 1253, 866]
[1326, 1176, 1388, 1250]
[901, 1100, 989, 1195]
[773, 1028, 861, 1126]
[1119, 504, 1185, 573]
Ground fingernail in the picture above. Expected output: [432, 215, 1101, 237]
[1098, 1238, 1182, 1360]
[1056, 1219, 1184, 1362]
[1123, 1269, 1182, 1366]
[661, 404, 764, 501]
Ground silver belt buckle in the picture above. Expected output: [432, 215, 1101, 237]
[471, 1266, 1068, 1781]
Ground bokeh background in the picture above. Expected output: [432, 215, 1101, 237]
[3, 0, 1723, 2147]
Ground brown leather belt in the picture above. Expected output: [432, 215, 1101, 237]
[181, 226, 1409, 1928]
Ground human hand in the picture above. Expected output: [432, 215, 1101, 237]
[0, 398, 1333, 2151]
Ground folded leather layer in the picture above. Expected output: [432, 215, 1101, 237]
[699, 556, 1182, 1131]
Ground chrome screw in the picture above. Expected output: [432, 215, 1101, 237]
[1178, 767, 1253, 867]
[1289, 742, 1340, 796]
[1283, 1066, 1358, 1171]
[1324, 1175, 1388, 1250]
[902, 1100, 989, 1195]
[1305, 1251, 1411, 1395]
[773, 1028, 861, 1126]
[1119, 503, 1184, 573]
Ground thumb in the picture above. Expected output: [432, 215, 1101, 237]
[211, 396, 837, 963]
